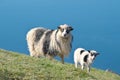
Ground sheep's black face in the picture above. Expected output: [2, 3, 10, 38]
[90, 50, 100, 60]
[58, 24, 73, 38]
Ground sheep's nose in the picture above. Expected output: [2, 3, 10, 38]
[64, 34, 67, 37]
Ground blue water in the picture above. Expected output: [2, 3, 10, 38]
[0, 0, 120, 74]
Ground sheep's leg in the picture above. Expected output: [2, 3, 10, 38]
[46, 54, 53, 60]
[28, 44, 36, 57]
[60, 55, 64, 64]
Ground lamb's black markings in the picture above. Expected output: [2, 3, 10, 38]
[35, 28, 47, 42]
[80, 50, 85, 55]
[84, 55, 88, 62]
[87, 50, 91, 53]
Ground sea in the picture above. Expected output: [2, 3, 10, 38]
[0, 0, 120, 74]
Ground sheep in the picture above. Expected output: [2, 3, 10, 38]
[74, 48, 99, 72]
[26, 24, 73, 64]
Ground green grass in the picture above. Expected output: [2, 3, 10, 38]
[0, 49, 120, 80]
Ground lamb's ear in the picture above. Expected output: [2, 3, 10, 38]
[58, 26, 61, 29]
[87, 50, 91, 53]
[97, 53, 100, 55]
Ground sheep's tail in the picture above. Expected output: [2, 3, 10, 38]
[26, 31, 36, 57]
[26, 27, 48, 57]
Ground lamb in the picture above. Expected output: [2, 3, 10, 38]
[26, 24, 73, 64]
[74, 48, 99, 72]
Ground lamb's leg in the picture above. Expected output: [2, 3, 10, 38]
[75, 62, 78, 68]
[81, 62, 85, 70]
[87, 65, 90, 72]
[81, 65, 84, 70]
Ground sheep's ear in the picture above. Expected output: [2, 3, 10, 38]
[69, 26, 73, 31]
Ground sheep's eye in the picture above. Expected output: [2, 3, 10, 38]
[61, 29, 64, 32]
[66, 30, 70, 33]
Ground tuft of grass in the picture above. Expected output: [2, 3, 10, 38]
[0, 49, 120, 80]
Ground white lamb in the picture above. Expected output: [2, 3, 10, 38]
[74, 48, 99, 72]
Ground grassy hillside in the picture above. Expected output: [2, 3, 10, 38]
[0, 49, 120, 80]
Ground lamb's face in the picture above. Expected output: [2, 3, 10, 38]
[58, 24, 73, 38]
[89, 50, 99, 61]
